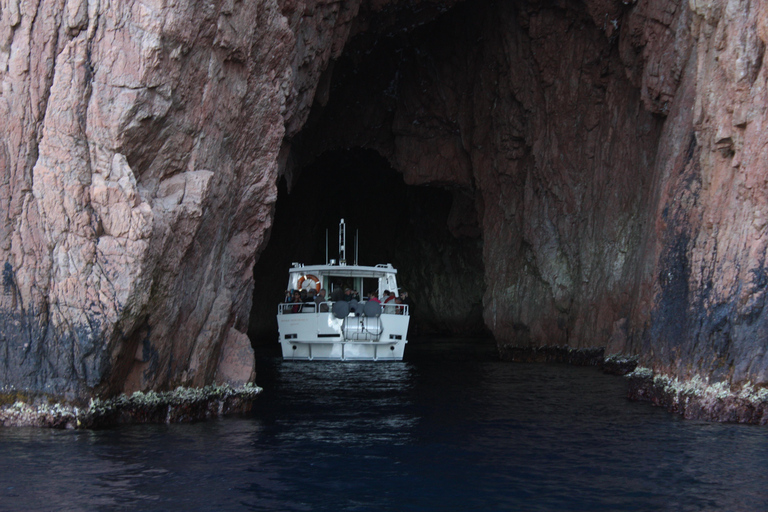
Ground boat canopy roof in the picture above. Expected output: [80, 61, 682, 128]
[289, 263, 398, 279]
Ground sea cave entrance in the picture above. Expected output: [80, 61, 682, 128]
[248, 148, 488, 350]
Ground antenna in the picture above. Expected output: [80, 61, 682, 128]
[339, 218, 346, 266]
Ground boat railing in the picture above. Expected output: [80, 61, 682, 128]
[277, 302, 327, 314]
[277, 301, 408, 315]
[382, 303, 408, 315]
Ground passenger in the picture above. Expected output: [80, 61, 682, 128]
[381, 290, 394, 313]
[304, 289, 317, 312]
[394, 296, 404, 314]
[345, 287, 360, 313]
[330, 287, 344, 302]
[300, 289, 308, 302]
[367, 291, 381, 304]
[316, 288, 329, 312]
[291, 290, 303, 313]
[399, 290, 412, 316]
[400, 291, 414, 335]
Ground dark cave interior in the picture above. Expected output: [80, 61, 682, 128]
[248, 148, 488, 346]
[247, 0, 654, 354]
[248, 2, 496, 349]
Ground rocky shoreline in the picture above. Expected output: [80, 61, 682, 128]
[499, 345, 640, 375]
[501, 346, 768, 425]
[3, 352, 768, 427]
[0, 383, 262, 429]
[499, 345, 608, 366]
[626, 368, 768, 425]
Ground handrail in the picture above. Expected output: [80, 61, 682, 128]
[277, 301, 331, 314]
[277, 301, 408, 315]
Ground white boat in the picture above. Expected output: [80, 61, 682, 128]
[277, 219, 410, 361]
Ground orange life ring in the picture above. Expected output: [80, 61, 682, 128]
[297, 274, 321, 292]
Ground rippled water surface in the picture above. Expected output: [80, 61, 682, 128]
[2, 338, 768, 511]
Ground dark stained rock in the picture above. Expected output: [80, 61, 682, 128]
[601, 355, 639, 376]
[499, 346, 606, 366]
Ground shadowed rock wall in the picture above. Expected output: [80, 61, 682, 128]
[291, 0, 768, 389]
[291, 1, 671, 351]
[2, 0, 768, 402]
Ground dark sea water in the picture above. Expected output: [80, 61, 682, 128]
[2, 338, 767, 512]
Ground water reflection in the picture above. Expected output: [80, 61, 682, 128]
[266, 361, 418, 447]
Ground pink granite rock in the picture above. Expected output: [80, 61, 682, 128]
[0, 0, 361, 398]
[2, 0, 768, 425]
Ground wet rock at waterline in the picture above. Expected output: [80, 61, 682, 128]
[0, 384, 262, 429]
[2, 0, 768, 424]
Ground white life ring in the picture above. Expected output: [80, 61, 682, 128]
[297, 274, 321, 292]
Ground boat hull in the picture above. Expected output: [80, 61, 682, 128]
[277, 307, 409, 361]
[279, 339, 407, 361]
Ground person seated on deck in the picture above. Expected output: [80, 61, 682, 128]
[345, 288, 360, 314]
[330, 287, 344, 302]
[398, 290, 411, 315]
[315, 288, 329, 312]
[367, 291, 381, 304]
[291, 290, 303, 313]
[394, 296, 404, 314]
[281, 289, 295, 313]
[382, 290, 395, 313]
[303, 289, 317, 312]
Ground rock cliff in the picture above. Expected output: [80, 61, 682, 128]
[2, 0, 768, 420]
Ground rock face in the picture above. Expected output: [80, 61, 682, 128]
[2, 0, 768, 418]
[0, 0, 348, 399]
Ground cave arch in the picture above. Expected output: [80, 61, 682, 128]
[253, 0, 665, 359]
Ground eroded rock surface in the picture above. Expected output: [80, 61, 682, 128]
[2, 0, 768, 423]
[0, 0, 360, 399]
